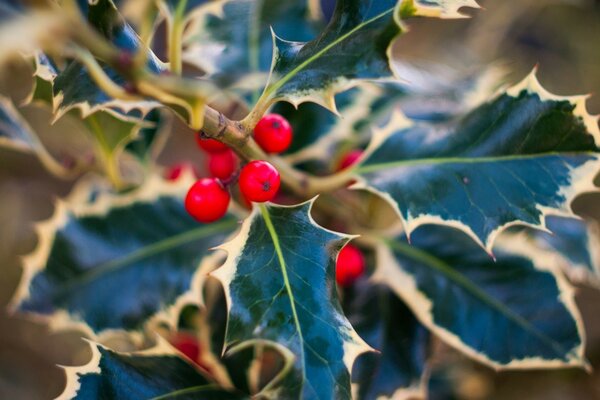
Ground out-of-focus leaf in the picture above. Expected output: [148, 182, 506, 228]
[355, 71, 600, 252]
[376, 224, 587, 369]
[346, 281, 429, 400]
[57, 337, 246, 400]
[10, 173, 239, 334]
[51, 0, 165, 121]
[183, 0, 321, 101]
[213, 201, 372, 399]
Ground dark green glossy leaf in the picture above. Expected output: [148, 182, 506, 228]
[11, 174, 239, 333]
[376, 224, 586, 368]
[58, 339, 246, 400]
[213, 202, 371, 399]
[183, 0, 321, 101]
[355, 72, 600, 252]
[255, 0, 403, 112]
[346, 281, 429, 400]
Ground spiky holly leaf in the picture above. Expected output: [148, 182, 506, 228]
[57, 338, 245, 400]
[183, 0, 321, 102]
[10, 173, 239, 334]
[375, 224, 587, 369]
[249, 0, 480, 117]
[51, 0, 165, 121]
[346, 281, 429, 400]
[213, 202, 371, 399]
[354, 72, 600, 252]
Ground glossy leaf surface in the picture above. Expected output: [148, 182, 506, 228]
[356, 72, 600, 251]
[58, 339, 245, 400]
[213, 202, 371, 399]
[12, 175, 239, 333]
[375, 225, 586, 369]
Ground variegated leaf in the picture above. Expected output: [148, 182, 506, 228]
[57, 337, 245, 400]
[213, 201, 372, 399]
[375, 225, 587, 369]
[52, 0, 165, 122]
[354, 71, 600, 252]
[249, 0, 481, 118]
[10, 173, 239, 334]
[346, 281, 429, 400]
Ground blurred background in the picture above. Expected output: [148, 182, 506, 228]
[1, 0, 600, 398]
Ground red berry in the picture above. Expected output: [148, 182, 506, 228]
[338, 149, 363, 171]
[208, 149, 238, 179]
[254, 114, 293, 154]
[165, 163, 199, 181]
[170, 332, 201, 362]
[336, 244, 365, 287]
[185, 178, 230, 222]
[196, 134, 229, 153]
[238, 160, 280, 203]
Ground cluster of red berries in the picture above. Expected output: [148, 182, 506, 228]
[182, 114, 293, 223]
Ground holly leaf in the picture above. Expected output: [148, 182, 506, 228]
[346, 281, 429, 400]
[375, 224, 587, 369]
[57, 337, 245, 400]
[212, 201, 372, 399]
[354, 71, 600, 252]
[183, 0, 322, 102]
[52, 0, 165, 122]
[249, 0, 481, 117]
[10, 173, 239, 335]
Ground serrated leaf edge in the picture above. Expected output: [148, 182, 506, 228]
[352, 69, 600, 255]
[56, 335, 208, 400]
[211, 199, 374, 393]
[7, 169, 221, 337]
[372, 235, 589, 370]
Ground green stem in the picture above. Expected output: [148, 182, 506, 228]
[149, 384, 219, 400]
[87, 114, 124, 190]
[169, 0, 189, 75]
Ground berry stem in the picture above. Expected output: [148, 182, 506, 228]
[68, 15, 356, 197]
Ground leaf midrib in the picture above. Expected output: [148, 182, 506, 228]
[386, 239, 576, 359]
[259, 204, 306, 375]
[357, 151, 598, 174]
[52, 218, 237, 300]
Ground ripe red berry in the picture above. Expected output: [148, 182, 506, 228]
[337, 149, 363, 171]
[253, 113, 293, 154]
[170, 332, 201, 362]
[336, 244, 365, 287]
[185, 178, 230, 222]
[238, 160, 280, 203]
[196, 134, 229, 153]
[208, 149, 238, 180]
